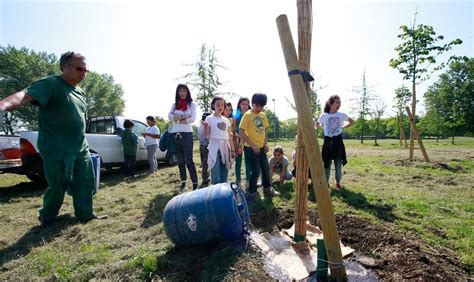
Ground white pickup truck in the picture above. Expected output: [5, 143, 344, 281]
[17, 116, 172, 182]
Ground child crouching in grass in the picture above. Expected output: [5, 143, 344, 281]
[269, 146, 293, 188]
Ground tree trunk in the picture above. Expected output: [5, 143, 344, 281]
[410, 76, 416, 160]
[452, 135, 455, 144]
[399, 112, 408, 147]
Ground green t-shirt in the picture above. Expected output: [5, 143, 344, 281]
[24, 75, 88, 155]
[121, 129, 137, 156]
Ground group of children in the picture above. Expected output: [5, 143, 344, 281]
[121, 116, 161, 178]
[121, 89, 354, 200]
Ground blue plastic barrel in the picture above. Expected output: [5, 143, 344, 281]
[66, 153, 100, 196]
[90, 153, 100, 195]
[163, 182, 249, 246]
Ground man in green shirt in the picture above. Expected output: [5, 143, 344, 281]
[0, 51, 102, 226]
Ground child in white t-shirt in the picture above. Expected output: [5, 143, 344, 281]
[203, 96, 236, 184]
[315, 95, 354, 189]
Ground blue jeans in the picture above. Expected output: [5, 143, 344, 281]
[324, 158, 342, 184]
[244, 147, 271, 194]
[211, 151, 228, 185]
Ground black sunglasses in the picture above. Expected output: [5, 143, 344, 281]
[68, 63, 89, 73]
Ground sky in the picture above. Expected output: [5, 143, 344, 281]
[1, 0, 472, 122]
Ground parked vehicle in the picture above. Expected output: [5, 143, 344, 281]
[0, 135, 20, 160]
[14, 116, 174, 182]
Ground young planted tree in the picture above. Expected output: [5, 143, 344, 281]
[393, 85, 411, 146]
[389, 13, 462, 158]
[351, 70, 375, 144]
[183, 43, 225, 113]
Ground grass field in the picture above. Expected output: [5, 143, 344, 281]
[1, 137, 473, 279]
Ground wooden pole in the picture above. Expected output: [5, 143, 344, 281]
[406, 106, 430, 162]
[293, 0, 312, 242]
[276, 14, 346, 280]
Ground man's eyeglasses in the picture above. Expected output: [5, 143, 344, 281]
[68, 64, 89, 73]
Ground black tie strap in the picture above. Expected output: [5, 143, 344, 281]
[288, 69, 314, 82]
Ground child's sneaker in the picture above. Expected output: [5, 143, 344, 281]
[263, 187, 280, 197]
[335, 183, 341, 190]
[192, 183, 198, 190]
[180, 182, 187, 193]
[246, 191, 257, 201]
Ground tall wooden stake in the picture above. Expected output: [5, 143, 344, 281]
[293, 0, 312, 242]
[406, 106, 430, 162]
[276, 14, 346, 280]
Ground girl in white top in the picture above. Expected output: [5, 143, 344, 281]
[315, 95, 354, 189]
[168, 84, 198, 192]
[203, 96, 236, 185]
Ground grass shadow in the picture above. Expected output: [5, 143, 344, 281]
[140, 192, 176, 229]
[332, 187, 398, 222]
[0, 181, 47, 204]
[154, 242, 241, 281]
[0, 214, 76, 267]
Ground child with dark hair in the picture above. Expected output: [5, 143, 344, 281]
[143, 115, 161, 174]
[315, 95, 354, 189]
[234, 97, 251, 189]
[269, 146, 293, 187]
[203, 96, 235, 184]
[198, 112, 211, 186]
[122, 119, 138, 178]
[239, 93, 279, 200]
[224, 102, 236, 145]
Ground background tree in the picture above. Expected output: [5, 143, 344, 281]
[0, 45, 58, 132]
[183, 43, 226, 112]
[423, 56, 473, 144]
[81, 72, 125, 117]
[280, 118, 298, 140]
[154, 116, 170, 132]
[393, 85, 411, 146]
[370, 98, 387, 146]
[265, 109, 280, 143]
[0, 45, 126, 133]
[351, 70, 375, 144]
[389, 13, 462, 157]
[285, 71, 322, 120]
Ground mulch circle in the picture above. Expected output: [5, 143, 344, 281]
[250, 208, 471, 281]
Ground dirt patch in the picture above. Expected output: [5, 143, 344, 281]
[381, 159, 466, 173]
[250, 208, 471, 281]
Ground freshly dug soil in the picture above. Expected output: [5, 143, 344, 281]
[250, 208, 471, 281]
